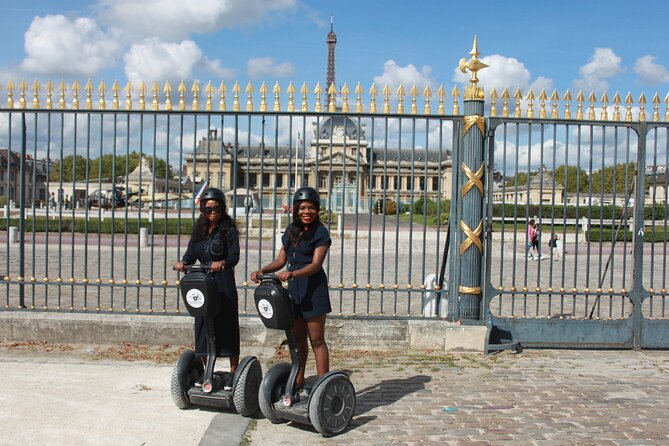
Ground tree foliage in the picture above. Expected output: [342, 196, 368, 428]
[50, 151, 173, 182]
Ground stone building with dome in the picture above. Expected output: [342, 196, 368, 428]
[182, 21, 453, 213]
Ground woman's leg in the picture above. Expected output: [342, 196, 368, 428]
[229, 355, 239, 373]
[292, 317, 309, 387]
[306, 315, 329, 377]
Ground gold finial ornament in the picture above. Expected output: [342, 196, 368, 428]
[71, 80, 80, 109]
[58, 80, 67, 109]
[458, 36, 488, 100]
[341, 82, 349, 113]
[652, 93, 659, 122]
[539, 90, 547, 119]
[218, 81, 227, 111]
[501, 88, 509, 117]
[613, 91, 621, 121]
[111, 80, 120, 110]
[98, 81, 107, 110]
[232, 81, 240, 111]
[32, 79, 41, 109]
[164, 81, 172, 111]
[382, 84, 390, 114]
[45, 80, 53, 109]
[300, 82, 309, 112]
[191, 80, 200, 111]
[355, 82, 363, 113]
[259, 81, 268, 112]
[587, 91, 596, 120]
[563, 89, 572, 119]
[437, 85, 445, 115]
[396, 84, 405, 114]
[151, 82, 159, 110]
[423, 85, 432, 114]
[84, 79, 93, 110]
[550, 90, 559, 119]
[410, 84, 417, 115]
[576, 90, 584, 120]
[664, 92, 669, 122]
[287, 81, 295, 112]
[638, 93, 646, 122]
[624, 92, 632, 122]
[314, 82, 322, 112]
[271, 81, 279, 112]
[6, 78, 14, 108]
[600, 92, 609, 120]
[178, 80, 186, 111]
[125, 81, 133, 110]
[369, 83, 377, 113]
[513, 88, 522, 118]
[452, 86, 460, 115]
[489, 89, 497, 117]
[19, 79, 27, 109]
[139, 81, 147, 110]
[526, 89, 535, 118]
[205, 81, 213, 111]
[327, 82, 336, 112]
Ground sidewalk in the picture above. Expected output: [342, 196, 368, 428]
[2, 342, 668, 445]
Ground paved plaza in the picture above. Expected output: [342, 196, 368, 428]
[1, 342, 668, 445]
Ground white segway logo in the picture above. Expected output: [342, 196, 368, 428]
[186, 289, 205, 308]
[258, 299, 274, 319]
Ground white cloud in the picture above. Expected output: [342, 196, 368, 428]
[247, 57, 294, 79]
[123, 38, 233, 86]
[573, 48, 622, 92]
[452, 54, 537, 94]
[373, 60, 434, 93]
[97, 0, 297, 41]
[20, 14, 119, 76]
[633, 55, 669, 84]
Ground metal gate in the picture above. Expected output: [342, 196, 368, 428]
[483, 117, 668, 350]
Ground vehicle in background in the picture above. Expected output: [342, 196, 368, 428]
[87, 187, 139, 210]
[225, 188, 261, 216]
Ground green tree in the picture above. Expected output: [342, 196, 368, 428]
[49, 155, 88, 182]
[591, 162, 635, 194]
[554, 165, 589, 193]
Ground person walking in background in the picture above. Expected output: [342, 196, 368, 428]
[532, 222, 542, 260]
[527, 218, 537, 260]
[549, 233, 562, 261]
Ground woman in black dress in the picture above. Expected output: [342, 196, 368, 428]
[174, 188, 240, 388]
[251, 187, 332, 390]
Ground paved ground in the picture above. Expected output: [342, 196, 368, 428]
[1, 341, 668, 446]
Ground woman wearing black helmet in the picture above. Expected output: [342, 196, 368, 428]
[251, 186, 331, 391]
[174, 187, 240, 389]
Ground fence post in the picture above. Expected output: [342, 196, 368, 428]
[454, 38, 487, 320]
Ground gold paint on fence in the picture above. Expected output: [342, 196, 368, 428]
[2, 79, 668, 120]
[459, 220, 483, 255]
[461, 162, 484, 197]
[463, 115, 485, 137]
[458, 285, 481, 295]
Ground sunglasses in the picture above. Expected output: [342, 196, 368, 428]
[203, 206, 222, 214]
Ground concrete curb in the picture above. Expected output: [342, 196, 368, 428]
[0, 311, 486, 352]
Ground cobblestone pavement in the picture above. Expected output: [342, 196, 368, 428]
[246, 349, 669, 446]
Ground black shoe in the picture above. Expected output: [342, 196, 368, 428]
[223, 373, 233, 391]
[194, 375, 204, 388]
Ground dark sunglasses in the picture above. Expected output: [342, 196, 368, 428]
[203, 206, 222, 214]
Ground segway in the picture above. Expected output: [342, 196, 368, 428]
[170, 264, 262, 416]
[254, 274, 356, 436]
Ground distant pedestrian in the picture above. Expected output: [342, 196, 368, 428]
[527, 219, 537, 260]
[549, 233, 562, 261]
[532, 222, 542, 260]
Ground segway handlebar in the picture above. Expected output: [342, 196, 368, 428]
[255, 273, 280, 281]
[178, 263, 212, 273]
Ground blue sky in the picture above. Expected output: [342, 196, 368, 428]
[1, 0, 668, 105]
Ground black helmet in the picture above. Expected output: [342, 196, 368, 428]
[200, 187, 226, 206]
[293, 187, 320, 207]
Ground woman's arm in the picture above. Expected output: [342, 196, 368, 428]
[278, 244, 329, 281]
[250, 247, 288, 281]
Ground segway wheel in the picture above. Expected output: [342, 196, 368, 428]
[258, 362, 291, 423]
[233, 356, 262, 417]
[170, 349, 203, 409]
[308, 373, 356, 436]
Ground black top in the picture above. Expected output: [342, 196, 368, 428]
[282, 222, 332, 318]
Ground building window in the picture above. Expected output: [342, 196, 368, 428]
[248, 173, 257, 188]
[419, 177, 425, 191]
[432, 177, 439, 191]
[319, 174, 329, 189]
[277, 174, 283, 188]
[262, 173, 270, 187]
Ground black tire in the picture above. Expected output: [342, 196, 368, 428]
[258, 362, 291, 423]
[170, 349, 202, 410]
[233, 357, 262, 417]
[308, 373, 356, 436]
